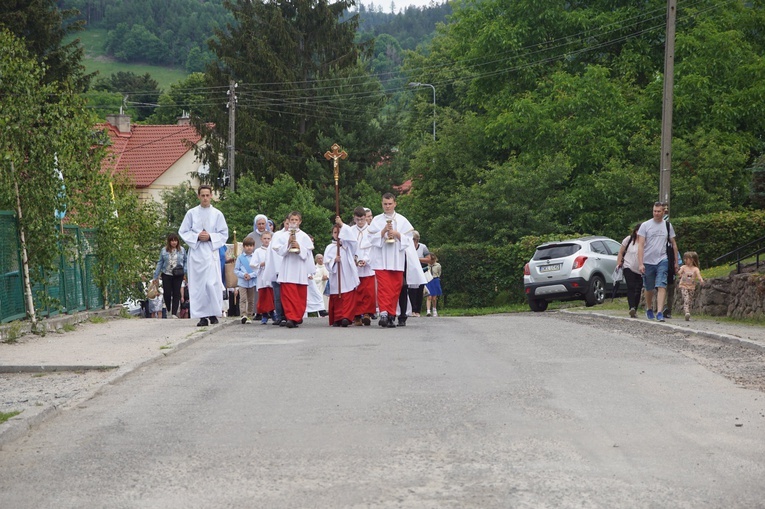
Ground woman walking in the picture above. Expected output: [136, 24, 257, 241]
[616, 224, 643, 318]
[152, 233, 187, 318]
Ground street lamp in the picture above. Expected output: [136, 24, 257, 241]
[409, 82, 436, 141]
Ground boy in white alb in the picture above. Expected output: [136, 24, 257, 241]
[324, 217, 360, 327]
[351, 206, 375, 326]
[363, 193, 426, 328]
[271, 211, 315, 328]
[251, 231, 275, 324]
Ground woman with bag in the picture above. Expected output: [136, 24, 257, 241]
[616, 224, 643, 318]
[153, 233, 187, 319]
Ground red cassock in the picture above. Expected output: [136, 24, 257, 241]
[375, 270, 403, 316]
[280, 283, 307, 322]
[355, 275, 376, 316]
[256, 287, 274, 314]
[328, 289, 358, 324]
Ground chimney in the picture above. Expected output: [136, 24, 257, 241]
[106, 114, 131, 134]
[177, 111, 191, 126]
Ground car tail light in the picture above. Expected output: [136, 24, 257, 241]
[572, 256, 588, 269]
[523, 263, 530, 276]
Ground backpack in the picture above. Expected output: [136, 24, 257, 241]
[665, 221, 676, 284]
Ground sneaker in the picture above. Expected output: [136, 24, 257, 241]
[646, 309, 655, 320]
[629, 308, 636, 318]
[261, 316, 268, 325]
[685, 313, 690, 321]
[656, 312, 664, 322]
[285, 320, 296, 328]
[361, 314, 371, 326]
[397, 318, 407, 327]
[426, 310, 431, 316]
[379, 314, 389, 327]
[209, 316, 219, 325]
[341, 318, 351, 327]
[196, 318, 209, 327]
[433, 310, 438, 317]
[171, 314, 179, 319]
[353, 317, 362, 326]
[664, 310, 672, 319]
[241, 316, 250, 324]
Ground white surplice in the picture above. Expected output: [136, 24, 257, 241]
[273, 228, 315, 285]
[352, 223, 375, 278]
[179, 204, 229, 318]
[364, 212, 427, 287]
[324, 224, 360, 295]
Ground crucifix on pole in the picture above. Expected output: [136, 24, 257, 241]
[324, 143, 348, 299]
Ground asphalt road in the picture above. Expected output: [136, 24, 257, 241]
[1, 313, 764, 508]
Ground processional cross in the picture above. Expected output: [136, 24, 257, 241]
[324, 143, 348, 299]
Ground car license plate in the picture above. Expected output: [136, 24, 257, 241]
[539, 264, 561, 273]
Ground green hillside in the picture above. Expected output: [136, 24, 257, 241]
[71, 29, 188, 90]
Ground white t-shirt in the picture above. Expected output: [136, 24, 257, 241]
[637, 219, 675, 265]
[621, 236, 639, 271]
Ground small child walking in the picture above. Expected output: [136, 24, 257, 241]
[425, 254, 442, 317]
[251, 231, 275, 324]
[676, 251, 704, 321]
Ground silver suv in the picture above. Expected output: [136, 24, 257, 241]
[523, 236, 626, 312]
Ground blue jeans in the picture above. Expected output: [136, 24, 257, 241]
[643, 259, 668, 291]
[272, 281, 283, 322]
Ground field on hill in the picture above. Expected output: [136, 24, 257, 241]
[70, 29, 188, 90]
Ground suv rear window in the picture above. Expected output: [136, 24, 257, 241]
[533, 243, 581, 260]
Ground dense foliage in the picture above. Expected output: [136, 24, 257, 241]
[402, 0, 765, 250]
[61, 0, 231, 71]
[1, 0, 93, 90]
[0, 27, 164, 318]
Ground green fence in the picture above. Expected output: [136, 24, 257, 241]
[0, 212, 108, 323]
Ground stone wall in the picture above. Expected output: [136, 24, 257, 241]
[670, 273, 765, 319]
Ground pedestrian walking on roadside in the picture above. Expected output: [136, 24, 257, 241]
[616, 224, 644, 318]
[425, 254, 442, 317]
[677, 251, 704, 321]
[152, 233, 186, 319]
[235, 236, 257, 323]
[637, 202, 680, 322]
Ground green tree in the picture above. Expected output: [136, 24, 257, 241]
[147, 73, 209, 125]
[194, 0, 383, 197]
[92, 71, 161, 121]
[215, 174, 335, 246]
[0, 29, 165, 321]
[0, 0, 92, 91]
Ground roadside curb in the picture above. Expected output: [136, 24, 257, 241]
[0, 318, 237, 448]
[563, 309, 765, 354]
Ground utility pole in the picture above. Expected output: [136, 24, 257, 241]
[659, 0, 677, 210]
[227, 80, 237, 192]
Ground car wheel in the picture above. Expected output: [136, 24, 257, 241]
[584, 275, 605, 306]
[528, 297, 549, 312]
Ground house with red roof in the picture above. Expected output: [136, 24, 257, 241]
[99, 114, 207, 203]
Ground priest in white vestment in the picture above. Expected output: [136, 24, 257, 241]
[179, 185, 229, 327]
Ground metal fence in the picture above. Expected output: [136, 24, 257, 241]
[0, 212, 109, 323]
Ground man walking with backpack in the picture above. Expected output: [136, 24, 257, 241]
[637, 202, 680, 322]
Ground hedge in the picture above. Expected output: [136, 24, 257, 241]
[434, 210, 764, 307]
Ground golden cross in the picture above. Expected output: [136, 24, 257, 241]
[324, 143, 348, 184]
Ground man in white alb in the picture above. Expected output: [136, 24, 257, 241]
[179, 185, 229, 327]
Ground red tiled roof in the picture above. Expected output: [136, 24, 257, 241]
[99, 123, 203, 188]
[393, 179, 413, 194]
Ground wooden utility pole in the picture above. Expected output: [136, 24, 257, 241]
[659, 0, 677, 210]
[227, 80, 237, 192]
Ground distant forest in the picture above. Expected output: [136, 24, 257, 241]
[59, 0, 451, 72]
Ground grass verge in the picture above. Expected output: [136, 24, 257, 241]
[0, 410, 22, 425]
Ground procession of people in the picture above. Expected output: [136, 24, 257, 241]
[151, 184, 441, 329]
